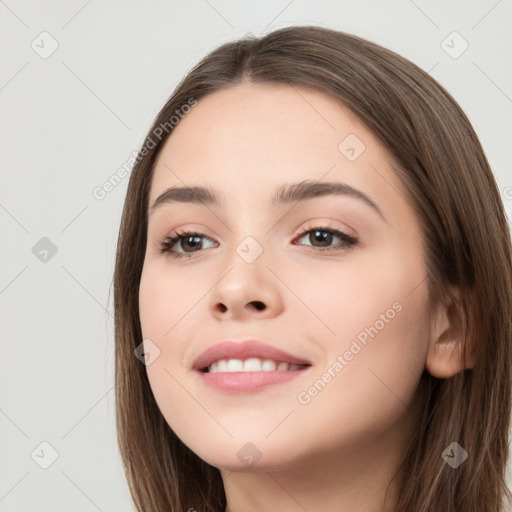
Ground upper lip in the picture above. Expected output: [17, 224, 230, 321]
[192, 339, 312, 371]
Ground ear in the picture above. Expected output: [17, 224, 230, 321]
[425, 288, 475, 378]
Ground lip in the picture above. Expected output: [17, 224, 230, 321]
[192, 339, 312, 372]
[199, 367, 312, 392]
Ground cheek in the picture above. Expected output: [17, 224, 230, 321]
[138, 263, 206, 431]
[138, 262, 203, 342]
[138, 262, 200, 387]
[291, 248, 429, 438]
[295, 244, 428, 356]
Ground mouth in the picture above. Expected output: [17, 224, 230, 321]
[199, 358, 311, 373]
[193, 339, 313, 392]
[192, 339, 312, 373]
[197, 359, 312, 393]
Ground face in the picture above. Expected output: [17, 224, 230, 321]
[138, 81, 431, 472]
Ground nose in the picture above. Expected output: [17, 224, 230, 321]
[208, 246, 284, 321]
[214, 299, 266, 314]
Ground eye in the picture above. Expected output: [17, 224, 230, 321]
[159, 230, 217, 258]
[158, 225, 358, 259]
[293, 226, 358, 252]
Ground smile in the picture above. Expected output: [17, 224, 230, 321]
[205, 357, 308, 373]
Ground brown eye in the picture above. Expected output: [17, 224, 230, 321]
[159, 231, 217, 258]
[294, 227, 358, 251]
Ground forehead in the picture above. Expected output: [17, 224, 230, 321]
[149, 81, 406, 218]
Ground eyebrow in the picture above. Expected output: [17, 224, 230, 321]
[148, 180, 386, 222]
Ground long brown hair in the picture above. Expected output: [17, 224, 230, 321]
[113, 26, 512, 511]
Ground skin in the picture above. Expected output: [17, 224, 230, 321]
[138, 81, 473, 512]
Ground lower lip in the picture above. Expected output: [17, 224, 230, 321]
[198, 368, 311, 392]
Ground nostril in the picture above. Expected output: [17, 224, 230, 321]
[251, 301, 265, 311]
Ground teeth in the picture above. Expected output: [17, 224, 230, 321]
[244, 358, 267, 371]
[207, 358, 305, 373]
[227, 359, 244, 372]
[261, 359, 277, 371]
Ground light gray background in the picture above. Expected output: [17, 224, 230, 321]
[1, 1, 511, 510]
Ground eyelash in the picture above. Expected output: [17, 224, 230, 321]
[158, 225, 358, 259]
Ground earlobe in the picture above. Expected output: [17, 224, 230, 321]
[425, 291, 475, 379]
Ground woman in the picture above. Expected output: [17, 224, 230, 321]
[113, 25, 512, 511]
